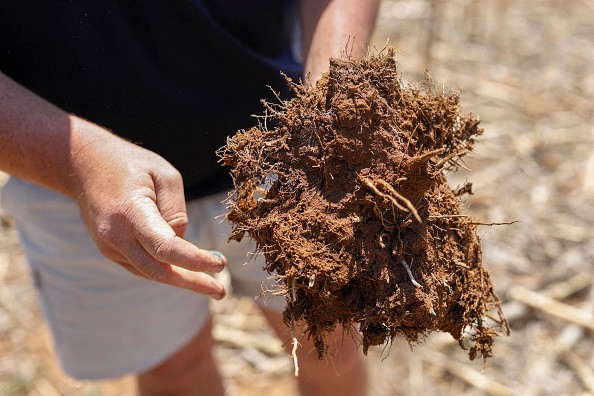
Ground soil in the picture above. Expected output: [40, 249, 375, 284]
[219, 48, 509, 362]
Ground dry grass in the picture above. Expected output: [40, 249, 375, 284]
[1, 0, 594, 394]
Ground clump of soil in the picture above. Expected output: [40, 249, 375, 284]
[219, 49, 509, 362]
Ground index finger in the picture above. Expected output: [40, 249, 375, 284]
[131, 200, 226, 273]
[123, 240, 226, 298]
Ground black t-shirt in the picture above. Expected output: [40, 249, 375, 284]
[0, 0, 302, 199]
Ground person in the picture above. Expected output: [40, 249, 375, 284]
[0, 1, 380, 395]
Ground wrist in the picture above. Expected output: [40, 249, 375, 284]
[63, 116, 117, 201]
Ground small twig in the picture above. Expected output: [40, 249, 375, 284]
[212, 325, 284, 356]
[429, 214, 470, 219]
[467, 221, 520, 226]
[402, 259, 422, 288]
[291, 335, 300, 377]
[453, 181, 474, 197]
[544, 273, 592, 300]
[501, 273, 591, 324]
[428, 215, 518, 227]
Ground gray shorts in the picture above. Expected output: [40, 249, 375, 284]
[0, 177, 284, 380]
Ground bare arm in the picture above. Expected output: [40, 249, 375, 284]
[299, 0, 380, 83]
[0, 71, 226, 299]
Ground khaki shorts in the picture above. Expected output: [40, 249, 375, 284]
[0, 177, 284, 380]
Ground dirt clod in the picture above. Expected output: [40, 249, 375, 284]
[219, 49, 509, 362]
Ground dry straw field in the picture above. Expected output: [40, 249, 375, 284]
[1, 0, 594, 394]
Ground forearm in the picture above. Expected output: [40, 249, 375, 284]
[0, 71, 121, 199]
[0, 70, 226, 296]
[299, 0, 380, 82]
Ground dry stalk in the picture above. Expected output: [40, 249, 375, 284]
[563, 351, 594, 394]
[424, 350, 514, 396]
[509, 285, 594, 331]
[500, 273, 591, 324]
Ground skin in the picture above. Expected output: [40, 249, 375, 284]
[0, 0, 380, 394]
[0, 74, 227, 299]
[300, 0, 380, 82]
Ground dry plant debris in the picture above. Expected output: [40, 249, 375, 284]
[219, 48, 509, 362]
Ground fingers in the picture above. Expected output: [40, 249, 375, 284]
[95, 200, 227, 297]
[124, 241, 226, 299]
[109, 244, 226, 299]
[134, 181, 226, 274]
[126, 199, 227, 296]
[133, 215, 226, 274]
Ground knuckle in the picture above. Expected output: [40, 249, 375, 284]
[96, 221, 119, 247]
[94, 202, 133, 245]
[150, 269, 167, 282]
[161, 166, 183, 185]
[146, 265, 169, 282]
[152, 237, 174, 262]
[168, 211, 188, 229]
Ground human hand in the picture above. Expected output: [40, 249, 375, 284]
[68, 119, 226, 299]
[0, 71, 225, 297]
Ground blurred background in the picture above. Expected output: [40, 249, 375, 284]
[1, 0, 593, 394]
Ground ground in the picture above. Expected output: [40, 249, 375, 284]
[2, 0, 594, 395]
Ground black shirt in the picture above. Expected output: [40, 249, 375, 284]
[0, 0, 302, 199]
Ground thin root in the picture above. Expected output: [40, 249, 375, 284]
[359, 176, 422, 223]
[402, 259, 422, 287]
[376, 179, 422, 223]
[435, 149, 469, 169]
[291, 335, 300, 377]
[291, 279, 300, 377]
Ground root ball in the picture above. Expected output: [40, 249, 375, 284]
[219, 48, 508, 362]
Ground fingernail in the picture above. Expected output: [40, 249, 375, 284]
[207, 250, 226, 271]
[208, 250, 226, 262]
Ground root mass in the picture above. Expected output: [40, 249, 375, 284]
[220, 49, 508, 362]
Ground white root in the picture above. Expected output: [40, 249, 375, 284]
[290, 279, 300, 377]
[291, 335, 300, 377]
[402, 259, 422, 288]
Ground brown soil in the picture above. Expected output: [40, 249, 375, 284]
[220, 49, 508, 362]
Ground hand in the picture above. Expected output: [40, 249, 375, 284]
[68, 120, 226, 299]
[0, 72, 225, 298]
